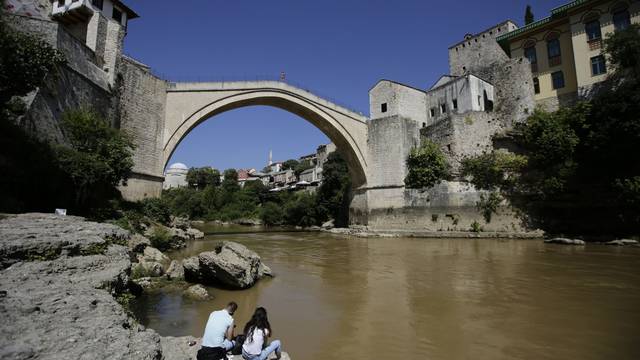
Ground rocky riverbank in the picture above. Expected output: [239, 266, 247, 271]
[0, 213, 289, 360]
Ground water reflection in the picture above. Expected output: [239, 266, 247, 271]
[132, 231, 640, 360]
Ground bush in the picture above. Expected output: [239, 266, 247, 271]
[476, 192, 502, 223]
[461, 151, 527, 191]
[148, 226, 172, 251]
[405, 140, 449, 189]
[140, 197, 171, 225]
[261, 202, 284, 226]
[285, 193, 319, 227]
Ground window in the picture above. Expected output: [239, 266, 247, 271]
[381, 103, 387, 113]
[524, 44, 537, 64]
[533, 77, 540, 94]
[430, 107, 436, 117]
[112, 7, 123, 23]
[551, 71, 565, 89]
[547, 36, 561, 61]
[585, 19, 601, 41]
[591, 55, 607, 75]
[440, 103, 446, 114]
[452, 99, 458, 110]
[92, 0, 103, 10]
[613, 9, 631, 31]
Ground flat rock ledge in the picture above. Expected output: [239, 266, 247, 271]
[0, 213, 274, 360]
[161, 336, 291, 360]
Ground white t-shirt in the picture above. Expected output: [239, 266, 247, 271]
[202, 310, 234, 348]
[242, 327, 269, 355]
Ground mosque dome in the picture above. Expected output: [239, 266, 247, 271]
[169, 162, 188, 170]
[166, 162, 189, 175]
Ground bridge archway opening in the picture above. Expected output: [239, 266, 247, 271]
[163, 87, 368, 187]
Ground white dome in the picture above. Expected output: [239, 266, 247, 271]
[168, 162, 188, 170]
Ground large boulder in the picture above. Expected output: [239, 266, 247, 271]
[139, 246, 170, 266]
[166, 260, 185, 280]
[160, 336, 292, 360]
[185, 241, 272, 289]
[132, 260, 164, 277]
[127, 234, 151, 253]
[184, 284, 210, 300]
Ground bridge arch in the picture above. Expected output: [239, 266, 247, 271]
[163, 81, 369, 187]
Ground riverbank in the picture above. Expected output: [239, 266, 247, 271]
[0, 213, 290, 360]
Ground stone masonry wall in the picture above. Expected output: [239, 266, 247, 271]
[4, 14, 113, 143]
[448, 21, 518, 77]
[117, 56, 167, 200]
[366, 115, 420, 188]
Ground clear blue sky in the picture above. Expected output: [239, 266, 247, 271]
[123, 0, 566, 171]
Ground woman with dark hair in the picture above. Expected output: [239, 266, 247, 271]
[241, 307, 282, 360]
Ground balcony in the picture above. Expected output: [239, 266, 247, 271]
[51, 0, 95, 23]
[588, 38, 602, 51]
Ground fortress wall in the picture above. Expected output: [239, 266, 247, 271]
[366, 115, 420, 189]
[5, 15, 113, 143]
[448, 21, 517, 76]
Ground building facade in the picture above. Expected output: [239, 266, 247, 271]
[497, 0, 639, 109]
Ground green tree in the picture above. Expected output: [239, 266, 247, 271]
[285, 192, 319, 227]
[404, 140, 450, 189]
[222, 168, 240, 192]
[524, 5, 534, 25]
[54, 108, 135, 209]
[186, 167, 220, 190]
[260, 202, 284, 226]
[603, 24, 640, 78]
[316, 152, 351, 227]
[282, 159, 299, 171]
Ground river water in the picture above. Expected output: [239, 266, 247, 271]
[132, 228, 640, 360]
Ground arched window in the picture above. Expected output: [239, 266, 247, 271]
[585, 18, 602, 41]
[523, 40, 538, 72]
[613, 7, 631, 30]
[546, 32, 561, 66]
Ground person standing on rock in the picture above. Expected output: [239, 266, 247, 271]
[198, 301, 238, 360]
[242, 307, 282, 360]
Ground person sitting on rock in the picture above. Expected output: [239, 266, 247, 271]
[241, 307, 282, 360]
[197, 301, 238, 360]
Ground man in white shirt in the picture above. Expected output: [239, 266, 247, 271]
[200, 302, 238, 354]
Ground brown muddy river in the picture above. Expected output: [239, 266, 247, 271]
[131, 229, 640, 360]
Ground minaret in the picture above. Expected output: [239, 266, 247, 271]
[268, 150, 273, 166]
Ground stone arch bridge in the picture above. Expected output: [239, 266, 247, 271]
[163, 81, 369, 186]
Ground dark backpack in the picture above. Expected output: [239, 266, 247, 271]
[196, 346, 226, 360]
[230, 334, 246, 355]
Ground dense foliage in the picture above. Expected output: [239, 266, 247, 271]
[0, 13, 65, 108]
[461, 25, 640, 236]
[186, 167, 220, 189]
[405, 140, 450, 189]
[54, 109, 135, 210]
[144, 152, 352, 227]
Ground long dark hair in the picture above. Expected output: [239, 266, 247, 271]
[243, 307, 272, 342]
